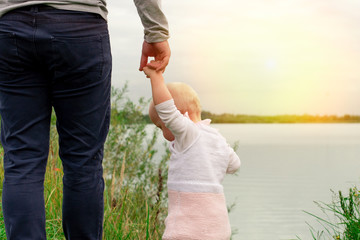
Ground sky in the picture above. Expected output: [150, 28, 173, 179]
[107, 0, 360, 115]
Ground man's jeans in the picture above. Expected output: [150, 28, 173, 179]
[0, 5, 112, 240]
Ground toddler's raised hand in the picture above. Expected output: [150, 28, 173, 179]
[143, 60, 161, 78]
[144, 61, 171, 105]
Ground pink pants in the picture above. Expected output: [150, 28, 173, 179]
[163, 190, 231, 240]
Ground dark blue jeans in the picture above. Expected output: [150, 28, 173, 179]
[0, 5, 112, 240]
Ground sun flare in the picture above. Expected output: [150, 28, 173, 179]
[265, 59, 277, 70]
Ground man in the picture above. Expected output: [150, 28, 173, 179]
[0, 0, 170, 239]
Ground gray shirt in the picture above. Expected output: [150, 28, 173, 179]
[0, 0, 169, 42]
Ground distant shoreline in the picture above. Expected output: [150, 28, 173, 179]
[200, 111, 360, 124]
[145, 112, 360, 124]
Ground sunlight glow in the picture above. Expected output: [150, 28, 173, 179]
[265, 59, 277, 70]
[107, 0, 360, 115]
[169, 0, 360, 115]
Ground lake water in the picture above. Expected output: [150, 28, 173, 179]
[147, 124, 360, 240]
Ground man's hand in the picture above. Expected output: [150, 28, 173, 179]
[139, 40, 171, 72]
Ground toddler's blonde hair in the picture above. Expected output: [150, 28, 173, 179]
[166, 82, 201, 116]
[148, 82, 201, 124]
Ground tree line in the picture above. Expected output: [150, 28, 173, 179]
[200, 111, 360, 123]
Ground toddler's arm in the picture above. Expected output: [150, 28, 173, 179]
[144, 64, 199, 151]
[226, 147, 241, 174]
[143, 65, 171, 105]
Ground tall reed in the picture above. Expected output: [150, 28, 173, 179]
[297, 187, 360, 240]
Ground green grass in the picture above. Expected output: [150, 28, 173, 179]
[297, 188, 360, 240]
[0, 146, 5, 239]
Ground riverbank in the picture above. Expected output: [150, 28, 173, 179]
[201, 112, 360, 123]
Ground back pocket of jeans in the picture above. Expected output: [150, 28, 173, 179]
[51, 35, 103, 86]
[0, 33, 23, 74]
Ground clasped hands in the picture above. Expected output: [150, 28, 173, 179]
[139, 40, 171, 77]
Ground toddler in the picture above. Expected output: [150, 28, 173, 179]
[143, 63, 241, 240]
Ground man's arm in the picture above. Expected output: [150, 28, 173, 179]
[134, 0, 171, 71]
[133, 0, 169, 43]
